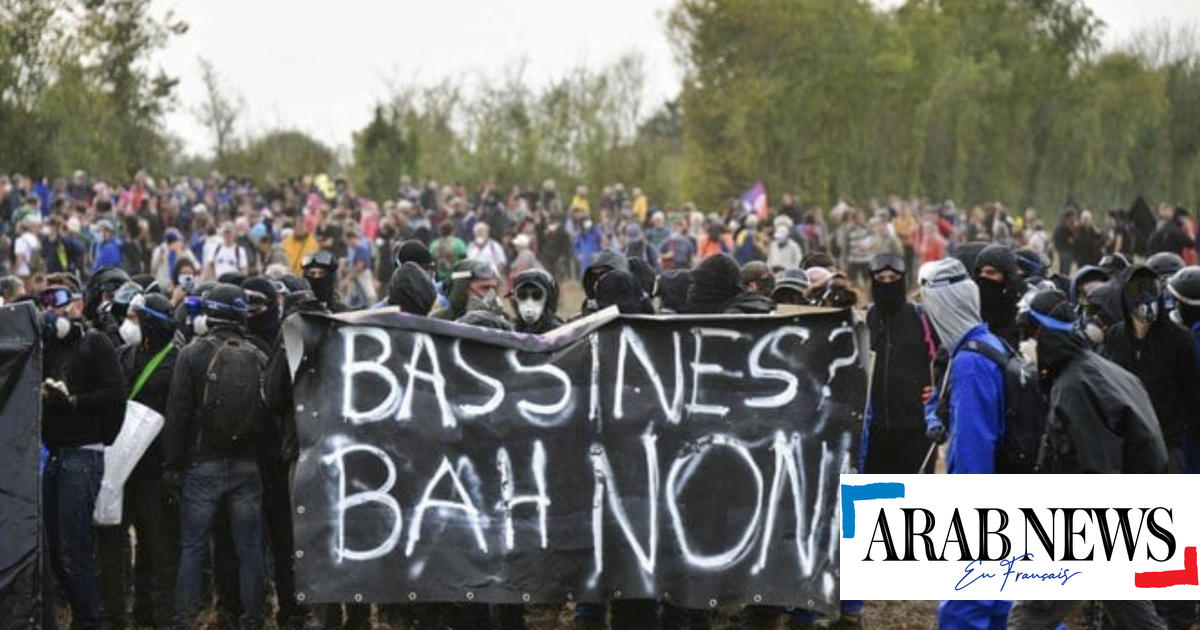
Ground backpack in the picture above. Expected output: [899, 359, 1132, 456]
[197, 335, 268, 453]
[959, 338, 1049, 474]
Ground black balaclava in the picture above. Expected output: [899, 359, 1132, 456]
[974, 244, 1021, 337]
[1027, 289, 1083, 378]
[656, 269, 693, 314]
[687, 254, 742, 314]
[243, 276, 281, 343]
[871, 277, 907, 316]
[136, 293, 177, 350]
[596, 270, 653, 314]
[303, 252, 338, 305]
[388, 262, 437, 315]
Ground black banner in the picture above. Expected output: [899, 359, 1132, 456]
[286, 307, 865, 612]
[0, 304, 44, 627]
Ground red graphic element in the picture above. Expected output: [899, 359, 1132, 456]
[1136, 546, 1198, 588]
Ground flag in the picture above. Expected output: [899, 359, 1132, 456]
[740, 181, 768, 221]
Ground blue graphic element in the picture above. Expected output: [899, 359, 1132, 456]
[841, 482, 905, 538]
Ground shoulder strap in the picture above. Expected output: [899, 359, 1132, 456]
[912, 304, 937, 363]
[962, 339, 1010, 367]
[128, 343, 175, 401]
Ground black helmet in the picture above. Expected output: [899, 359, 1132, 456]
[202, 283, 248, 324]
[1098, 252, 1130, 275]
[1147, 252, 1185, 280]
[111, 280, 144, 321]
[1168, 267, 1200, 309]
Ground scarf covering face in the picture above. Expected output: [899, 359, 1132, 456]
[919, 258, 982, 350]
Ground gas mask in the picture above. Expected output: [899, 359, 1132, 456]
[192, 314, 210, 337]
[42, 312, 75, 341]
[1131, 295, 1159, 324]
[118, 318, 142, 346]
[515, 284, 547, 324]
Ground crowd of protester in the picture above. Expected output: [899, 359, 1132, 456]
[9, 167, 1200, 630]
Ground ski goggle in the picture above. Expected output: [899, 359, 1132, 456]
[515, 284, 545, 302]
[870, 253, 905, 275]
[39, 288, 81, 309]
[132, 302, 175, 323]
[245, 289, 271, 316]
[920, 273, 969, 289]
[184, 295, 205, 317]
[302, 251, 336, 268]
[451, 261, 497, 281]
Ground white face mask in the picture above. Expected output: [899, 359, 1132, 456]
[582, 220, 594, 231]
[119, 318, 142, 346]
[193, 314, 209, 336]
[54, 315, 72, 339]
[774, 226, 789, 242]
[517, 296, 545, 324]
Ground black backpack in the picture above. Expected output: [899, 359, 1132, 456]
[960, 338, 1050, 474]
[197, 335, 268, 453]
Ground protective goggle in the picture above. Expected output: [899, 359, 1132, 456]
[133, 302, 175, 323]
[113, 283, 143, 305]
[302, 251, 336, 268]
[870, 253, 905, 275]
[920, 273, 970, 289]
[245, 290, 271, 316]
[515, 284, 545, 302]
[184, 295, 205, 317]
[451, 262, 497, 281]
[39, 288, 81, 309]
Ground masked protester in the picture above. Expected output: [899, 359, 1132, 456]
[803, 268, 857, 308]
[40, 273, 126, 630]
[972, 244, 1022, 347]
[687, 253, 774, 314]
[165, 284, 269, 629]
[387, 262, 438, 316]
[1170, 268, 1200, 476]
[580, 250, 630, 315]
[509, 269, 563, 334]
[918, 259, 1014, 630]
[862, 253, 938, 474]
[1103, 265, 1200, 473]
[85, 265, 132, 345]
[595, 269, 655, 314]
[655, 269, 693, 314]
[1008, 291, 1168, 630]
[434, 259, 503, 320]
[301, 250, 347, 312]
[1147, 251, 1185, 311]
[739, 261, 774, 296]
[113, 293, 180, 628]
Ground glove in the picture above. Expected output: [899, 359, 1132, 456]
[163, 470, 182, 507]
[925, 416, 947, 445]
[42, 379, 75, 412]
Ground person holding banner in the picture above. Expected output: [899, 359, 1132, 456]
[41, 272, 127, 630]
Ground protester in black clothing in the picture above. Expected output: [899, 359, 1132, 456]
[656, 269, 693, 314]
[434, 259, 503, 320]
[116, 293, 180, 628]
[1053, 210, 1076, 276]
[301, 249, 347, 313]
[1072, 210, 1103, 268]
[1147, 206, 1195, 258]
[40, 272, 126, 630]
[972, 244, 1022, 347]
[740, 260, 775, 297]
[84, 265, 132, 346]
[863, 253, 938, 474]
[387, 261, 438, 315]
[687, 253, 773, 314]
[1009, 292, 1169, 630]
[580, 250, 630, 315]
[594, 269, 655, 314]
[1103, 265, 1200, 472]
[509, 268, 563, 334]
[165, 284, 268, 629]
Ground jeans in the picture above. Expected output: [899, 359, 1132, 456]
[45, 448, 105, 630]
[174, 458, 264, 629]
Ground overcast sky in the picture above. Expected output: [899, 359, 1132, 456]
[157, 0, 1200, 157]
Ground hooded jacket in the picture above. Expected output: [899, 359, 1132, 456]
[687, 253, 774, 314]
[580, 250, 630, 316]
[1103, 266, 1200, 447]
[43, 326, 126, 451]
[387, 262, 437, 316]
[1037, 325, 1168, 473]
[511, 269, 563, 334]
[862, 300, 937, 473]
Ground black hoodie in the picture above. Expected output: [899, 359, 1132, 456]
[973, 244, 1022, 347]
[1102, 266, 1200, 451]
[687, 254, 774, 315]
[510, 269, 564, 334]
[580, 251, 630, 316]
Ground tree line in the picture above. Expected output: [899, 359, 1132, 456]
[3, 0, 1200, 215]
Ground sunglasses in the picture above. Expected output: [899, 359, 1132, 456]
[39, 288, 81, 309]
